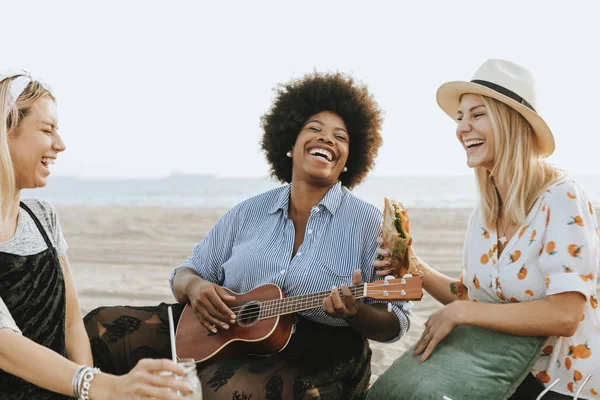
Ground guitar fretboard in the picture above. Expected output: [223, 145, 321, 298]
[259, 284, 365, 319]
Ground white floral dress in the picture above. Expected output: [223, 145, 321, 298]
[459, 179, 600, 398]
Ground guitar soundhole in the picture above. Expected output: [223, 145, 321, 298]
[237, 300, 261, 327]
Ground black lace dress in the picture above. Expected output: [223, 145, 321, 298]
[85, 302, 372, 400]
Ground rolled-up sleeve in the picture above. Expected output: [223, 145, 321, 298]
[539, 181, 600, 300]
[169, 206, 240, 295]
[0, 296, 20, 334]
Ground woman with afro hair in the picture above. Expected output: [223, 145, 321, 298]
[84, 72, 411, 400]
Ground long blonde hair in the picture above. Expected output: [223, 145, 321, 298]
[0, 77, 55, 226]
[474, 96, 564, 229]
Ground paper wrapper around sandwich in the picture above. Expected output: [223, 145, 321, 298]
[382, 198, 425, 278]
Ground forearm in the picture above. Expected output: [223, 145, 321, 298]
[172, 267, 203, 303]
[345, 302, 400, 342]
[0, 329, 117, 398]
[460, 297, 581, 337]
[66, 321, 93, 366]
[422, 263, 463, 305]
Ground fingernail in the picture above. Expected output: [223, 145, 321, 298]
[230, 314, 236, 319]
[230, 319, 236, 324]
[222, 324, 229, 330]
[331, 285, 337, 290]
[383, 251, 390, 256]
[384, 261, 390, 266]
[211, 328, 217, 333]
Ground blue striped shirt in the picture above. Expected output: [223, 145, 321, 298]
[169, 182, 410, 342]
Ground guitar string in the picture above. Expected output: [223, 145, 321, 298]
[227, 289, 415, 322]
[224, 282, 415, 314]
[223, 281, 414, 314]
[222, 286, 416, 321]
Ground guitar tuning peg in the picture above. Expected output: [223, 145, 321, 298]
[402, 273, 413, 278]
[384, 275, 394, 280]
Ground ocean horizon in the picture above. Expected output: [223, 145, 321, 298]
[22, 174, 600, 210]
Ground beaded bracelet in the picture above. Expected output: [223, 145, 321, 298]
[72, 366, 100, 399]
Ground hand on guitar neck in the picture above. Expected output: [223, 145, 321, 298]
[322, 270, 362, 320]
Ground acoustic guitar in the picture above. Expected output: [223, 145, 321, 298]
[175, 276, 423, 363]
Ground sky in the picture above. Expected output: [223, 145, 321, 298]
[2, 0, 599, 179]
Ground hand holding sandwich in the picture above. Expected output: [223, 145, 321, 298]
[373, 198, 424, 278]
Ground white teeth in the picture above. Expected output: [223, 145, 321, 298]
[41, 158, 55, 166]
[464, 139, 485, 148]
[309, 148, 333, 161]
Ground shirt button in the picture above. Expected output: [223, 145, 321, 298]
[280, 270, 286, 275]
[307, 229, 313, 234]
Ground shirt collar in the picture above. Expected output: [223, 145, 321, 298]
[268, 181, 345, 217]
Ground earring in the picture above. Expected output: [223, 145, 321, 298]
[286, 151, 293, 158]
[343, 167, 348, 172]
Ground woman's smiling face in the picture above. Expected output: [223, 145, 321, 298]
[8, 96, 66, 190]
[291, 111, 349, 186]
[455, 94, 495, 171]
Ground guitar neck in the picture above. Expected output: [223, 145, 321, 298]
[259, 284, 366, 319]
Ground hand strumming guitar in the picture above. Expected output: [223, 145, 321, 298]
[184, 277, 237, 333]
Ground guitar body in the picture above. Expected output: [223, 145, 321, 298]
[175, 284, 296, 363]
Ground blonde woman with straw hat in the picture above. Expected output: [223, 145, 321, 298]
[0, 71, 192, 399]
[371, 59, 599, 399]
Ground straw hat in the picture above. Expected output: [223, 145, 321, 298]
[436, 59, 554, 157]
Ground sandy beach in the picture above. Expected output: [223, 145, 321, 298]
[59, 205, 600, 384]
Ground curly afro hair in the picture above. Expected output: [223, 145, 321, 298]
[260, 72, 383, 189]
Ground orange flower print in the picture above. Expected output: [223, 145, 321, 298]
[480, 253, 490, 264]
[568, 343, 592, 359]
[525, 289, 534, 296]
[567, 192, 577, 199]
[529, 230, 536, 246]
[546, 208, 551, 227]
[556, 181, 566, 186]
[496, 291, 506, 301]
[473, 275, 480, 289]
[517, 265, 527, 280]
[542, 203, 547, 212]
[565, 357, 572, 370]
[536, 370, 551, 384]
[568, 244, 583, 258]
[510, 297, 519, 303]
[481, 227, 490, 239]
[450, 281, 468, 300]
[545, 277, 551, 288]
[589, 201, 595, 215]
[574, 370, 583, 382]
[488, 244, 498, 258]
[546, 241, 557, 255]
[518, 225, 528, 238]
[567, 382, 574, 393]
[509, 250, 521, 263]
[591, 295, 598, 309]
[568, 216, 584, 226]
[591, 388, 598, 395]
[542, 345, 553, 355]
[563, 265, 573, 273]
[580, 273, 594, 282]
